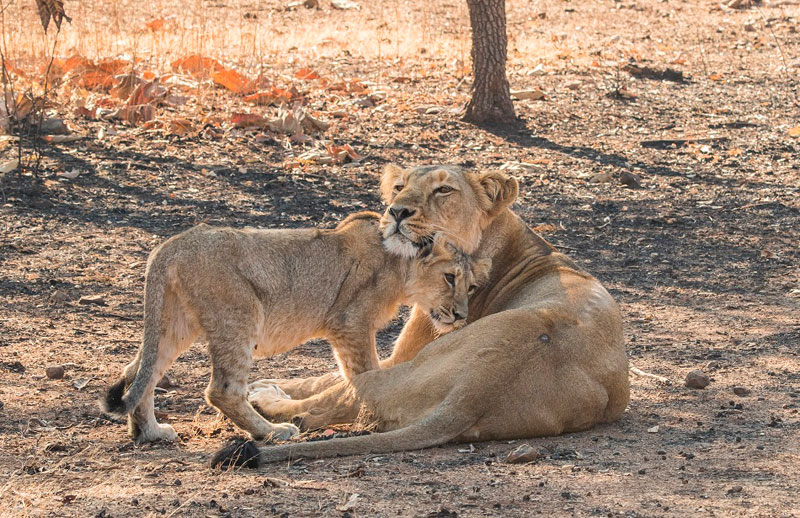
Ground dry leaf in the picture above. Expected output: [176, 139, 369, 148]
[337, 494, 360, 512]
[169, 118, 194, 136]
[212, 68, 254, 95]
[44, 135, 83, 143]
[110, 73, 141, 100]
[35, 0, 71, 32]
[58, 168, 82, 179]
[113, 104, 156, 125]
[232, 113, 267, 129]
[788, 127, 800, 138]
[171, 55, 224, 78]
[145, 18, 167, 31]
[331, 0, 360, 9]
[244, 87, 294, 106]
[510, 89, 546, 101]
[295, 67, 320, 80]
[0, 159, 19, 174]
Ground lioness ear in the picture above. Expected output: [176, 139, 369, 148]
[475, 171, 519, 218]
[380, 164, 405, 204]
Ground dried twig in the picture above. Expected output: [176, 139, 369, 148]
[630, 365, 672, 385]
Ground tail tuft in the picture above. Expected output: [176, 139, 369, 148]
[209, 438, 261, 470]
[102, 378, 128, 415]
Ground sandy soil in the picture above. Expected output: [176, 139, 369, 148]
[1, 0, 799, 516]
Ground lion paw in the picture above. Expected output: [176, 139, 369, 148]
[134, 423, 178, 444]
[248, 383, 292, 414]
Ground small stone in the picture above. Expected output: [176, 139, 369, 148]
[685, 370, 710, 389]
[157, 375, 173, 389]
[733, 386, 751, 396]
[647, 425, 660, 433]
[727, 485, 743, 494]
[78, 294, 106, 306]
[46, 365, 65, 380]
[504, 443, 543, 464]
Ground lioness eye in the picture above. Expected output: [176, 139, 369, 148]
[444, 273, 455, 286]
[468, 284, 477, 294]
[394, 184, 403, 192]
[435, 185, 453, 195]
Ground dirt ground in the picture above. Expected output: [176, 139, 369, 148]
[1, 0, 799, 516]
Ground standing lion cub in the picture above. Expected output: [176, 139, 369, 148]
[102, 212, 490, 443]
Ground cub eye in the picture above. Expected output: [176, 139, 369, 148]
[444, 273, 455, 286]
[393, 184, 404, 193]
[434, 185, 453, 195]
[468, 284, 477, 295]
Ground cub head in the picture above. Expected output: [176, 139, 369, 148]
[408, 235, 492, 334]
[380, 164, 518, 258]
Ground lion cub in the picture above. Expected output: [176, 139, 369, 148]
[102, 212, 490, 443]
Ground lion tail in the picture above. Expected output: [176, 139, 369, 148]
[102, 247, 170, 416]
[210, 398, 475, 468]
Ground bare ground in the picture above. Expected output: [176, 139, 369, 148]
[1, 0, 799, 516]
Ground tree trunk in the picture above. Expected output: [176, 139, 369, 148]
[463, 0, 516, 124]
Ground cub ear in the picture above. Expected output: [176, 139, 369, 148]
[473, 257, 493, 282]
[475, 171, 519, 218]
[380, 164, 405, 204]
[430, 233, 451, 258]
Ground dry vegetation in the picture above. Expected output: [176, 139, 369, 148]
[1, 0, 799, 516]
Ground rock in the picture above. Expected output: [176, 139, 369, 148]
[620, 171, 643, 189]
[727, 485, 743, 494]
[157, 375, 173, 389]
[647, 425, 660, 433]
[685, 370, 710, 389]
[733, 386, 751, 396]
[504, 443, 543, 464]
[78, 294, 107, 306]
[46, 365, 65, 380]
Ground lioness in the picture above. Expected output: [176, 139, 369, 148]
[215, 165, 629, 465]
[102, 211, 490, 443]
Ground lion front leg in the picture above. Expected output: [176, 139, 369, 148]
[249, 372, 343, 400]
[380, 305, 439, 368]
[252, 381, 362, 432]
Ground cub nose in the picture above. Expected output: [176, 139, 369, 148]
[389, 205, 415, 223]
[453, 310, 466, 321]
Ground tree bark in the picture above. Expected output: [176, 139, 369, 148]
[463, 0, 516, 124]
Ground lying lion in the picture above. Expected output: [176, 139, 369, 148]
[102, 211, 490, 443]
[214, 165, 629, 466]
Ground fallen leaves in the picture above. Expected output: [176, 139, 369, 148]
[510, 89, 546, 101]
[295, 67, 320, 80]
[171, 55, 224, 79]
[213, 68, 255, 95]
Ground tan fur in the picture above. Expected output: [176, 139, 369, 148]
[102, 211, 490, 443]
[244, 165, 629, 463]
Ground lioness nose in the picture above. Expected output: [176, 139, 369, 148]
[453, 310, 466, 321]
[389, 205, 415, 223]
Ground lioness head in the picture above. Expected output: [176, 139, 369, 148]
[409, 235, 492, 333]
[380, 164, 518, 257]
